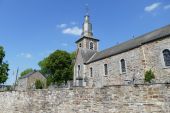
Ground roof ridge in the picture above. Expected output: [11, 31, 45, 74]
[87, 24, 170, 64]
[99, 24, 170, 53]
[20, 71, 37, 79]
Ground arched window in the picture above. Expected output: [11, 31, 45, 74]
[104, 64, 108, 75]
[90, 67, 93, 77]
[78, 65, 80, 77]
[90, 42, 94, 50]
[163, 49, 170, 66]
[120, 59, 126, 73]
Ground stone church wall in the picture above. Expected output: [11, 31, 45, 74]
[86, 36, 170, 87]
[142, 36, 170, 83]
[86, 47, 145, 87]
[0, 84, 170, 113]
[74, 48, 86, 86]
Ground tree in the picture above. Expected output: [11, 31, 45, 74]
[39, 50, 73, 86]
[70, 51, 76, 60]
[20, 68, 33, 77]
[38, 57, 49, 76]
[0, 46, 9, 84]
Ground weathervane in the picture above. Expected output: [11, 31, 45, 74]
[85, 4, 89, 15]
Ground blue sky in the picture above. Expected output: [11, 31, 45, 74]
[0, 0, 170, 85]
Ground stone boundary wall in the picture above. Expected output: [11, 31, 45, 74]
[0, 84, 170, 113]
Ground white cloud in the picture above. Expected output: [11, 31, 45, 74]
[61, 43, 68, 47]
[62, 26, 82, 36]
[17, 53, 32, 59]
[57, 24, 67, 28]
[70, 22, 76, 25]
[145, 2, 161, 12]
[164, 4, 170, 10]
[25, 53, 32, 58]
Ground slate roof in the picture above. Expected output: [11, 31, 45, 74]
[78, 48, 97, 63]
[19, 71, 45, 79]
[75, 36, 99, 43]
[20, 71, 36, 79]
[86, 24, 170, 64]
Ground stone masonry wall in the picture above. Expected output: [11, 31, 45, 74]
[86, 47, 144, 87]
[143, 37, 170, 83]
[0, 84, 170, 113]
[86, 36, 170, 88]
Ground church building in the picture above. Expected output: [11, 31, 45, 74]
[73, 14, 170, 88]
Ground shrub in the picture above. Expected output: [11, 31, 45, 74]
[6, 86, 12, 91]
[46, 76, 52, 87]
[35, 80, 44, 89]
[144, 69, 155, 83]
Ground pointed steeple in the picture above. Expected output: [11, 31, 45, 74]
[81, 9, 93, 37]
[75, 6, 99, 51]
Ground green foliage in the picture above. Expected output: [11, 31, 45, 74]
[6, 85, 12, 91]
[70, 51, 76, 60]
[144, 69, 155, 83]
[46, 75, 53, 87]
[38, 57, 49, 76]
[20, 68, 33, 77]
[35, 79, 44, 89]
[0, 46, 9, 84]
[39, 50, 74, 86]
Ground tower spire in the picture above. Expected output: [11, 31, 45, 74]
[81, 4, 93, 37]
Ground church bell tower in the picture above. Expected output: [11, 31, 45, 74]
[74, 10, 99, 87]
[75, 13, 99, 51]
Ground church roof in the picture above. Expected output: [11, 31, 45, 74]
[19, 71, 45, 79]
[20, 71, 36, 79]
[75, 36, 99, 43]
[78, 48, 97, 63]
[86, 24, 170, 64]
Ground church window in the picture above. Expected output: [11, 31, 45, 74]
[120, 59, 126, 73]
[163, 49, 170, 67]
[78, 65, 80, 77]
[90, 42, 94, 50]
[104, 64, 108, 75]
[90, 67, 93, 77]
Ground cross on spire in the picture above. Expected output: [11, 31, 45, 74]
[81, 4, 93, 37]
[85, 4, 89, 16]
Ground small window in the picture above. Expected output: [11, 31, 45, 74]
[104, 64, 108, 75]
[79, 43, 82, 47]
[120, 59, 126, 73]
[78, 65, 80, 76]
[163, 49, 170, 67]
[90, 42, 94, 50]
[90, 67, 93, 77]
